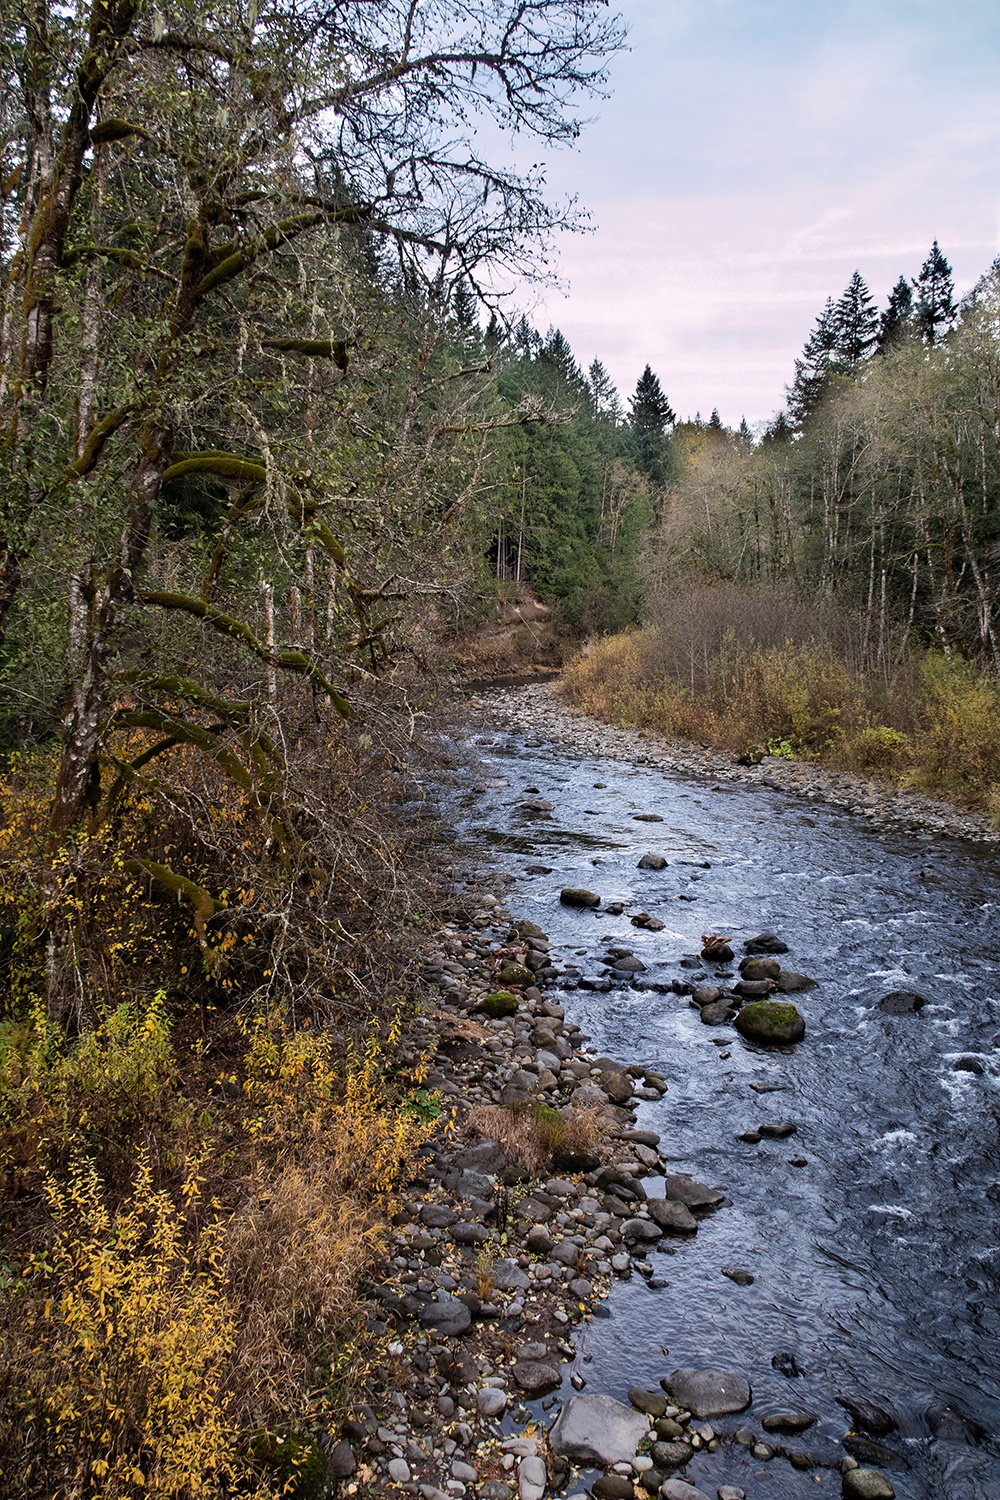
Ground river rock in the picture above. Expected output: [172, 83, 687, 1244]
[519, 1455, 547, 1500]
[662, 1173, 725, 1212]
[701, 939, 735, 963]
[842, 1471, 895, 1499]
[739, 955, 781, 980]
[387, 1457, 411, 1483]
[478, 1386, 508, 1417]
[745, 932, 789, 955]
[491, 1259, 530, 1290]
[638, 853, 668, 870]
[651, 1441, 694, 1469]
[758, 1120, 796, 1138]
[513, 1360, 562, 1395]
[602, 1070, 635, 1103]
[693, 984, 723, 1005]
[775, 970, 817, 992]
[701, 1002, 735, 1025]
[762, 1411, 817, 1434]
[452, 1222, 490, 1245]
[611, 956, 647, 976]
[622, 1217, 662, 1242]
[628, 1386, 668, 1417]
[496, 962, 536, 988]
[521, 797, 553, 812]
[548, 1394, 649, 1465]
[735, 1000, 805, 1045]
[878, 990, 927, 1015]
[421, 1203, 458, 1227]
[328, 1439, 356, 1478]
[592, 1475, 633, 1500]
[633, 812, 664, 822]
[843, 1436, 906, 1468]
[735, 977, 776, 997]
[572, 1082, 610, 1109]
[837, 1396, 896, 1437]
[648, 1197, 699, 1233]
[480, 990, 520, 1017]
[663, 1368, 751, 1417]
[660, 1482, 711, 1500]
[419, 1295, 472, 1335]
[560, 887, 601, 908]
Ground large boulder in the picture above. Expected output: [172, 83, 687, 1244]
[560, 887, 601, 908]
[745, 932, 789, 955]
[496, 963, 535, 988]
[479, 990, 520, 1017]
[735, 999, 805, 1046]
[739, 955, 781, 980]
[661, 1174, 724, 1213]
[637, 853, 668, 870]
[878, 990, 927, 1015]
[647, 1197, 698, 1234]
[548, 1394, 649, 1466]
[663, 1368, 751, 1417]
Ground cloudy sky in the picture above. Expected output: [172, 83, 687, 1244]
[525, 0, 1000, 426]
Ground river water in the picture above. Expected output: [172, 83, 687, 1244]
[446, 710, 1000, 1500]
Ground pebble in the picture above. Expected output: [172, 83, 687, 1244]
[388, 1457, 412, 1483]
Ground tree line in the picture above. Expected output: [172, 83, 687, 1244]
[656, 241, 1000, 678]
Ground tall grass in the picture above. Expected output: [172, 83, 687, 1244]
[562, 584, 1000, 816]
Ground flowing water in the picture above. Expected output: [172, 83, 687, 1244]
[445, 711, 1000, 1500]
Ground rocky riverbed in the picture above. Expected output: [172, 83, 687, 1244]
[341, 683, 1000, 1500]
[477, 681, 998, 845]
[347, 887, 872, 1500]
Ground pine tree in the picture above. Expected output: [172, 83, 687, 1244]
[877, 276, 914, 351]
[913, 241, 957, 345]
[787, 298, 840, 426]
[588, 359, 623, 423]
[539, 328, 587, 397]
[708, 408, 723, 430]
[629, 365, 675, 485]
[450, 279, 479, 335]
[834, 271, 878, 367]
[737, 416, 753, 445]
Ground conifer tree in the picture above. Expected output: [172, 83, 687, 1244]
[877, 276, 915, 351]
[834, 270, 878, 367]
[589, 359, 624, 423]
[913, 241, 957, 345]
[737, 416, 753, 444]
[708, 408, 723, 430]
[787, 298, 840, 426]
[629, 365, 675, 485]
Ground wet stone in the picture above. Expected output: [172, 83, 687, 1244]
[762, 1411, 817, 1434]
[842, 1471, 895, 1499]
[637, 853, 668, 870]
[560, 887, 601, 909]
[664, 1368, 752, 1417]
[628, 1386, 668, 1417]
[878, 990, 927, 1015]
[512, 1360, 562, 1395]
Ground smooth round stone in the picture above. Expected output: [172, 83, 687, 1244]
[478, 1387, 507, 1417]
[842, 1471, 895, 1499]
[387, 1457, 411, 1483]
[664, 1368, 752, 1417]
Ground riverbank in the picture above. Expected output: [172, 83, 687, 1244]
[470, 680, 997, 844]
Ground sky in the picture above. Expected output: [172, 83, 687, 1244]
[521, 0, 1000, 427]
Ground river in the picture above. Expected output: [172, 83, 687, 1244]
[443, 697, 1000, 1500]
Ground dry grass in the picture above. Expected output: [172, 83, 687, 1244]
[467, 1101, 604, 1174]
[562, 584, 1000, 815]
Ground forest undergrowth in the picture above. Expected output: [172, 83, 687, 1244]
[562, 583, 1000, 817]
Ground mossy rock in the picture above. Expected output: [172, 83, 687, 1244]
[479, 990, 520, 1017]
[247, 1431, 330, 1499]
[738, 955, 781, 980]
[512, 918, 546, 938]
[559, 887, 600, 908]
[495, 962, 535, 987]
[735, 999, 805, 1046]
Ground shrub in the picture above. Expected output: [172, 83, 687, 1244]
[467, 1101, 603, 1174]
